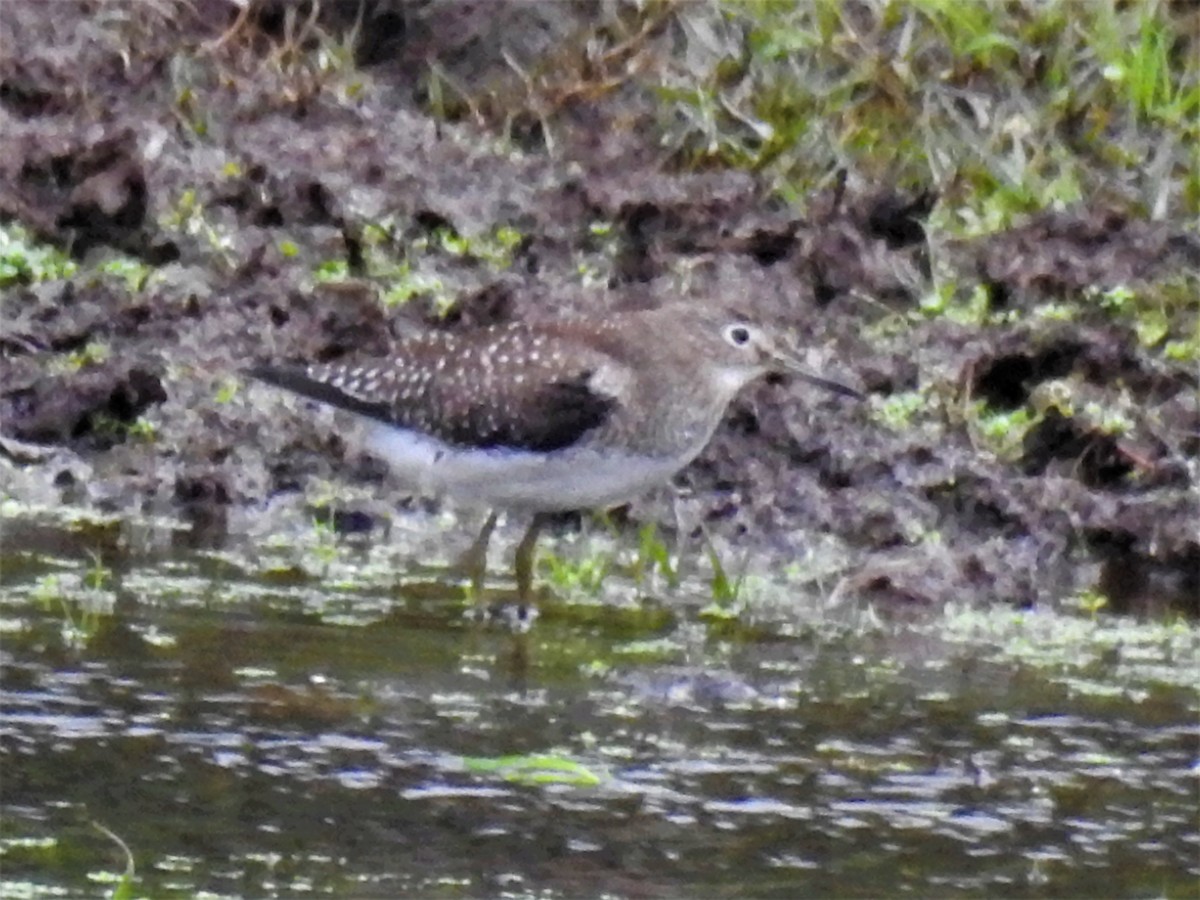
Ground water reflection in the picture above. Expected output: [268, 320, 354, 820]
[1, 515, 1197, 897]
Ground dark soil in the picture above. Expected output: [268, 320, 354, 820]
[2, 1, 1197, 613]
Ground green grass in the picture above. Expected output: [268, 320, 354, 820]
[659, 0, 1198, 225]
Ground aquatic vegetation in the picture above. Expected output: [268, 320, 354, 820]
[462, 753, 604, 788]
[540, 547, 611, 598]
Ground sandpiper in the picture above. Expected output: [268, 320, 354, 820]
[247, 303, 861, 602]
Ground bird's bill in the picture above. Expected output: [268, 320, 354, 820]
[774, 351, 864, 400]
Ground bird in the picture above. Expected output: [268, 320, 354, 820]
[246, 302, 862, 604]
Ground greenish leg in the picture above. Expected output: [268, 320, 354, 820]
[513, 512, 549, 605]
[459, 510, 499, 599]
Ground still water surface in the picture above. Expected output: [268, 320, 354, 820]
[2, 512, 1197, 897]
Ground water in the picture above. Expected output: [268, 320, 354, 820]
[2, 509, 1197, 897]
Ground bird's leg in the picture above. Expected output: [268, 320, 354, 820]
[668, 484, 700, 581]
[513, 512, 549, 606]
[457, 510, 499, 599]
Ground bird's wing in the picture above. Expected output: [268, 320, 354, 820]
[246, 327, 621, 453]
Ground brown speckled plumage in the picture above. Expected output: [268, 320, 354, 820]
[250, 322, 620, 453]
[249, 305, 858, 460]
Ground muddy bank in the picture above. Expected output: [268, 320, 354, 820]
[1, 1, 1197, 613]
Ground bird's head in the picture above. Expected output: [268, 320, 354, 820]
[691, 308, 863, 402]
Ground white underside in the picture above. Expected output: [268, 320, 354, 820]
[361, 419, 688, 512]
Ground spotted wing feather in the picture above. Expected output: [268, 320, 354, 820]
[247, 327, 618, 453]
[246, 363, 393, 421]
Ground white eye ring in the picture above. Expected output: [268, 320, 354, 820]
[725, 324, 753, 347]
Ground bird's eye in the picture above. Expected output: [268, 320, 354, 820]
[725, 324, 752, 347]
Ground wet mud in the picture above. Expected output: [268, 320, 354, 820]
[2, 1, 1197, 613]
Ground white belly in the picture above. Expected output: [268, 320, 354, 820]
[363, 420, 687, 511]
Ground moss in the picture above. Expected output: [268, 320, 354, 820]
[870, 390, 930, 432]
[161, 187, 236, 265]
[1083, 276, 1200, 359]
[96, 256, 153, 293]
[49, 341, 111, 375]
[970, 403, 1037, 459]
[917, 283, 990, 326]
[0, 224, 77, 287]
[312, 220, 525, 315]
